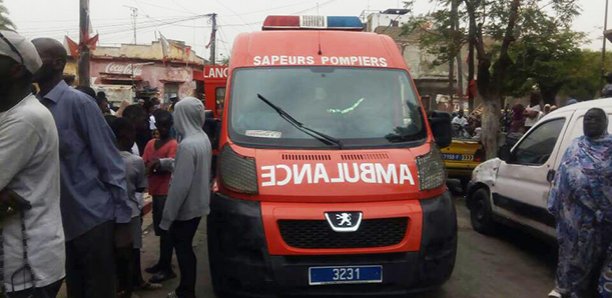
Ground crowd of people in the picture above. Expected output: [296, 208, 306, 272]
[0, 30, 211, 298]
[499, 92, 572, 147]
[0, 28, 610, 298]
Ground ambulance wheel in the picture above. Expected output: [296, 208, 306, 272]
[469, 188, 497, 235]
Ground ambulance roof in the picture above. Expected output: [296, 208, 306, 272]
[230, 30, 408, 69]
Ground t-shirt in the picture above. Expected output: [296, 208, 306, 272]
[142, 139, 178, 196]
[0, 95, 65, 291]
[120, 151, 147, 218]
[524, 104, 542, 127]
[452, 116, 468, 127]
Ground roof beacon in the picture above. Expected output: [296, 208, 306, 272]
[262, 15, 364, 31]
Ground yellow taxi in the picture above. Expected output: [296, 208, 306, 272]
[441, 138, 485, 187]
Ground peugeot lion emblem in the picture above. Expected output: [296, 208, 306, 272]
[324, 211, 363, 232]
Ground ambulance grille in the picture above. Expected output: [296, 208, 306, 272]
[278, 217, 408, 249]
[281, 154, 332, 161]
[340, 153, 390, 160]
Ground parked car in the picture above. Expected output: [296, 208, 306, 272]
[441, 138, 485, 188]
[465, 98, 612, 237]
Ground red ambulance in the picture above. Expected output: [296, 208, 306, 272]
[202, 65, 229, 118]
[207, 15, 456, 297]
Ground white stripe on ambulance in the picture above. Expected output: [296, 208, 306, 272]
[252, 55, 388, 67]
[260, 163, 414, 187]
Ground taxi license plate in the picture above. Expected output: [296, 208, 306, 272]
[308, 265, 383, 285]
[442, 153, 474, 161]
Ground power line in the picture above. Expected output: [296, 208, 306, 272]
[291, 0, 338, 15]
[124, 5, 139, 43]
[18, 15, 199, 35]
[102, 14, 207, 36]
[133, 0, 199, 16]
[213, 0, 256, 31]
[171, 0, 196, 15]
[230, 0, 313, 16]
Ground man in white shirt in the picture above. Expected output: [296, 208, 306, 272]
[451, 109, 469, 137]
[524, 92, 543, 130]
[0, 30, 65, 297]
[451, 109, 469, 127]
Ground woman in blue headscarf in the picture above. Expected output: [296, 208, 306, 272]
[548, 108, 612, 298]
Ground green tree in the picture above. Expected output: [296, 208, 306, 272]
[559, 49, 612, 101]
[403, 0, 581, 158]
[0, 0, 15, 31]
[461, 0, 579, 158]
[503, 2, 584, 105]
[401, 0, 467, 95]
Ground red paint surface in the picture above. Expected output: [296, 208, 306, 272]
[262, 200, 423, 255]
[214, 29, 445, 256]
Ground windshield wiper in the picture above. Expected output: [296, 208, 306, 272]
[257, 94, 343, 149]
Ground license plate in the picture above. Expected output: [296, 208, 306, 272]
[442, 153, 474, 161]
[308, 265, 383, 285]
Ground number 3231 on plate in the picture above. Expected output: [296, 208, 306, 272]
[308, 265, 383, 285]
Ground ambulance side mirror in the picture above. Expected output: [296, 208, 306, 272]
[203, 110, 221, 150]
[428, 111, 452, 148]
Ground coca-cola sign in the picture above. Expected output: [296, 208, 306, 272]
[105, 62, 144, 76]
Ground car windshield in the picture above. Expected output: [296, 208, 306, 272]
[228, 67, 426, 148]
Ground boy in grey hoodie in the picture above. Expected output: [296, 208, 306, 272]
[159, 97, 212, 298]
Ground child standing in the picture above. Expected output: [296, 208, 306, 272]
[110, 117, 161, 297]
[142, 110, 179, 283]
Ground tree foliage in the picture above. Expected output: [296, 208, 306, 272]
[401, 0, 466, 69]
[503, 2, 585, 104]
[0, 0, 15, 31]
[403, 0, 581, 158]
[559, 50, 612, 101]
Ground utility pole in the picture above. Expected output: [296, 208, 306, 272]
[467, 15, 475, 113]
[78, 0, 91, 86]
[448, 0, 458, 98]
[454, 0, 464, 99]
[602, 0, 609, 88]
[125, 6, 138, 44]
[209, 13, 217, 65]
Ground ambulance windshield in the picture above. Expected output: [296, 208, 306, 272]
[229, 67, 426, 148]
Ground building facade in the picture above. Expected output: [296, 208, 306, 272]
[65, 38, 206, 104]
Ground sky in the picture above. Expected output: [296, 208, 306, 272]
[3, 0, 608, 61]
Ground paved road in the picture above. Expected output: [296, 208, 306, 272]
[136, 195, 557, 298]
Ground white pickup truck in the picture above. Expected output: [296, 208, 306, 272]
[466, 98, 612, 237]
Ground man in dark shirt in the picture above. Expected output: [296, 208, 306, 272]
[32, 37, 132, 298]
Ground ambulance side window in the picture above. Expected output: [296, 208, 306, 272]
[216, 87, 226, 116]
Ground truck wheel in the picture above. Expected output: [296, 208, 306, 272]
[469, 188, 497, 235]
[207, 217, 227, 297]
[459, 178, 470, 194]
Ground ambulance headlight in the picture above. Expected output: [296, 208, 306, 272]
[416, 147, 446, 191]
[219, 145, 259, 194]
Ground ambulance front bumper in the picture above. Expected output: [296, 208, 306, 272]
[207, 192, 457, 297]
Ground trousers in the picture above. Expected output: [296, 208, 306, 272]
[170, 217, 201, 298]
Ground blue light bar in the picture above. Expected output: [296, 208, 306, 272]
[326, 16, 364, 30]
